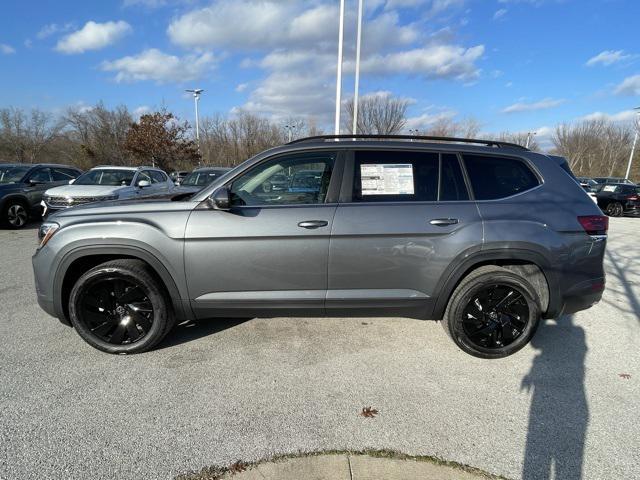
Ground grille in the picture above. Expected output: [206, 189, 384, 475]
[45, 196, 111, 208]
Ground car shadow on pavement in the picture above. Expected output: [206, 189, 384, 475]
[521, 314, 588, 480]
[157, 318, 252, 350]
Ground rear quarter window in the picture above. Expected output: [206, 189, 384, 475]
[462, 154, 540, 200]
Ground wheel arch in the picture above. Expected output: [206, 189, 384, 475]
[54, 245, 192, 326]
[431, 248, 560, 320]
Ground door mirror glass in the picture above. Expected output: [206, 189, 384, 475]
[137, 179, 151, 188]
[210, 187, 230, 210]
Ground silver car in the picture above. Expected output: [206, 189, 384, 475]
[42, 165, 174, 216]
[32, 136, 607, 358]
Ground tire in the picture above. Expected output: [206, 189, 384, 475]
[1, 200, 29, 229]
[68, 259, 175, 354]
[605, 202, 623, 217]
[442, 265, 541, 359]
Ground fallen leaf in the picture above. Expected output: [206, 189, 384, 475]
[361, 406, 379, 418]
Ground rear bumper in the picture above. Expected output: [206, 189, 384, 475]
[559, 277, 605, 316]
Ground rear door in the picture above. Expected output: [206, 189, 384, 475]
[327, 149, 483, 318]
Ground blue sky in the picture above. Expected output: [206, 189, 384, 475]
[1, 0, 639, 145]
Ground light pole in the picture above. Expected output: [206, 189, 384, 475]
[334, 0, 346, 136]
[186, 89, 204, 146]
[525, 131, 536, 149]
[624, 106, 640, 181]
[352, 0, 364, 135]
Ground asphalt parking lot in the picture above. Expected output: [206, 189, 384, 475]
[0, 219, 638, 480]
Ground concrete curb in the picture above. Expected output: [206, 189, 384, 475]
[179, 453, 503, 480]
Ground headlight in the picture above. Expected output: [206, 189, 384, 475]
[37, 222, 59, 248]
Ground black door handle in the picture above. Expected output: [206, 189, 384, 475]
[429, 218, 459, 226]
[298, 220, 328, 229]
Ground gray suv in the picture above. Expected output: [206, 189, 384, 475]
[32, 136, 607, 358]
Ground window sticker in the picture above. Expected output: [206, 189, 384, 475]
[602, 185, 617, 192]
[361, 164, 414, 195]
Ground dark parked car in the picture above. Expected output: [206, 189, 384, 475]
[596, 183, 640, 217]
[169, 171, 190, 185]
[175, 167, 231, 194]
[33, 135, 607, 358]
[0, 163, 82, 228]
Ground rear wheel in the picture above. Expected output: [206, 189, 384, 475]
[442, 266, 541, 359]
[2, 201, 29, 229]
[68, 259, 174, 354]
[605, 202, 623, 217]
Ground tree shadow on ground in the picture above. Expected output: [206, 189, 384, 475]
[603, 249, 640, 322]
[522, 315, 588, 480]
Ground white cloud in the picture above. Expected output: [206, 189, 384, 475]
[586, 50, 632, 67]
[581, 109, 639, 123]
[354, 44, 484, 81]
[502, 98, 566, 113]
[235, 83, 249, 93]
[0, 43, 15, 55]
[493, 8, 507, 19]
[37, 23, 75, 39]
[405, 109, 457, 130]
[56, 21, 132, 54]
[385, 0, 465, 15]
[133, 105, 152, 119]
[614, 74, 640, 96]
[101, 48, 216, 83]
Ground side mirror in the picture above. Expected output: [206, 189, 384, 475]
[28, 179, 44, 186]
[69, 179, 75, 185]
[137, 180, 151, 188]
[209, 187, 230, 210]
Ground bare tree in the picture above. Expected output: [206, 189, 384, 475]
[343, 94, 409, 134]
[0, 107, 64, 163]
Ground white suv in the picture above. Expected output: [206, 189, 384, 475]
[42, 166, 174, 216]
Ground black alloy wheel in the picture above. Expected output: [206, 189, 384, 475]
[606, 202, 623, 217]
[461, 284, 529, 350]
[5, 203, 28, 228]
[78, 277, 154, 345]
[69, 259, 174, 354]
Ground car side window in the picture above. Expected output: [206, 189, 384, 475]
[230, 152, 335, 207]
[28, 168, 52, 183]
[440, 154, 469, 201]
[462, 154, 539, 200]
[138, 171, 153, 184]
[51, 168, 78, 181]
[150, 171, 167, 183]
[353, 150, 439, 202]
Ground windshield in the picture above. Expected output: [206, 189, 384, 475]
[182, 170, 226, 187]
[0, 166, 29, 184]
[74, 169, 135, 186]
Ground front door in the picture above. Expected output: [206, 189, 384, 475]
[184, 150, 342, 319]
[327, 149, 483, 319]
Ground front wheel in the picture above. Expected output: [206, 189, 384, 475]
[442, 266, 541, 359]
[2, 201, 29, 229]
[68, 259, 174, 354]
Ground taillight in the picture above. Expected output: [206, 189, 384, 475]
[626, 195, 639, 201]
[577, 215, 608, 235]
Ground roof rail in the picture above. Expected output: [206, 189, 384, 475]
[287, 134, 528, 150]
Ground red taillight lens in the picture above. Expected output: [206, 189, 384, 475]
[626, 195, 639, 201]
[578, 215, 608, 235]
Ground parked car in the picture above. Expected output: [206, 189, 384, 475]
[0, 163, 82, 228]
[170, 171, 190, 185]
[593, 176, 635, 185]
[42, 166, 174, 216]
[595, 183, 640, 217]
[574, 177, 598, 203]
[175, 167, 231, 194]
[33, 135, 607, 358]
